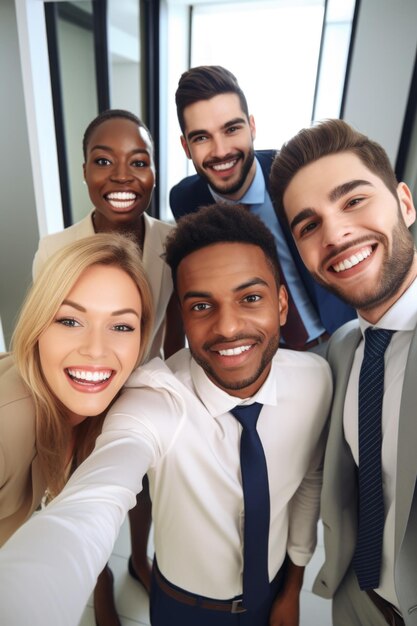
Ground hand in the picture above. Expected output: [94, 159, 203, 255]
[269, 588, 300, 626]
[269, 560, 304, 626]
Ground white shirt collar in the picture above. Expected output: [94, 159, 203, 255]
[208, 158, 265, 205]
[190, 355, 278, 418]
[358, 275, 417, 334]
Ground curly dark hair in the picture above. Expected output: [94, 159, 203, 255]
[164, 202, 280, 288]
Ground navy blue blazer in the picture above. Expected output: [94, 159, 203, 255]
[169, 150, 356, 334]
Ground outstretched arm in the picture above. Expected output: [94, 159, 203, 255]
[0, 422, 155, 626]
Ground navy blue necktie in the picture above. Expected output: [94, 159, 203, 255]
[353, 328, 395, 590]
[230, 402, 270, 610]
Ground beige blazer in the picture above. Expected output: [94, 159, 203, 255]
[32, 211, 174, 359]
[313, 321, 417, 625]
[0, 354, 46, 546]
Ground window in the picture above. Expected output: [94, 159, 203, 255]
[191, 0, 324, 148]
[162, 0, 356, 221]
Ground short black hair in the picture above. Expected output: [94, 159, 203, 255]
[82, 109, 153, 160]
[164, 202, 280, 289]
[175, 65, 250, 134]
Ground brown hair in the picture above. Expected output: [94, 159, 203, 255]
[175, 65, 250, 134]
[270, 118, 398, 223]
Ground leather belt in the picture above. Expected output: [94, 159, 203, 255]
[366, 590, 404, 626]
[153, 566, 247, 613]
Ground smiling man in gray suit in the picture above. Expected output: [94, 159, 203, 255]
[270, 118, 417, 626]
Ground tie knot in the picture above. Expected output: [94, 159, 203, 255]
[230, 402, 263, 430]
[364, 328, 395, 359]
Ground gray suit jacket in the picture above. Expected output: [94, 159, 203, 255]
[313, 321, 417, 625]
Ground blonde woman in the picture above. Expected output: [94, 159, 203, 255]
[33, 109, 185, 624]
[0, 233, 153, 570]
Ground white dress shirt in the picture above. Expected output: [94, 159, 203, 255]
[0, 348, 332, 626]
[343, 277, 417, 608]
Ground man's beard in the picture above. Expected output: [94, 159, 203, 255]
[189, 332, 279, 393]
[312, 215, 415, 311]
[199, 146, 255, 197]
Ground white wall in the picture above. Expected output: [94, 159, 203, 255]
[0, 0, 39, 348]
[343, 0, 417, 164]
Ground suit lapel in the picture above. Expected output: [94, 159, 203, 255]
[314, 323, 362, 593]
[328, 324, 417, 556]
[197, 180, 216, 205]
[395, 326, 417, 554]
[324, 323, 361, 495]
[141, 214, 165, 320]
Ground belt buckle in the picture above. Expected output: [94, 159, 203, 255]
[231, 599, 246, 613]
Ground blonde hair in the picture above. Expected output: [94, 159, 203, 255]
[11, 233, 154, 494]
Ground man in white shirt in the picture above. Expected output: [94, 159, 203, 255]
[0, 204, 332, 626]
[270, 119, 417, 626]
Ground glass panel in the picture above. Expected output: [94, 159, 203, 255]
[190, 0, 325, 149]
[107, 0, 142, 115]
[313, 0, 356, 120]
[162, 0, 356, 219]
[55, 1, 98, 224]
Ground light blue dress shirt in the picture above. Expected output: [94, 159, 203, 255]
[209, 158, 325, 342]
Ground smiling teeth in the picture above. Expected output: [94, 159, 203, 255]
[332, 247, 372, 273]
[67, 369, 112, 382]
[218, 345, 251, 356]
[106, 192, 136, 209]
[212, 160, 237, 171]
[107, 192, 136, 200]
